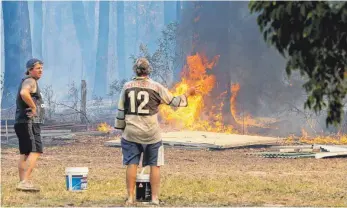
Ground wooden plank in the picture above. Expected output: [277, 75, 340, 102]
[74, 131, 109, 136]
[1, 132, 73, 140]
[161, 131, 282, 148]
[42, 129, 71, 133]
[2, 129, 72, 134]
[104, 140, 280, 150]
[104, 140, 220, 149]
[42, 123, 76, 127]
[1, 134, 16, 139]
[164, 141, 220, 148]
[1, 129, 15, 133]
[105, 131, 283, 149]
[51, 134, 76, 140]
[42, 125, 87, 129]
[2, 130, 72, 134]
[104, 140, 121, 147]
[219, 140, 278, 149]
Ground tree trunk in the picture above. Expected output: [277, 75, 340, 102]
[173, 1, 194, 83]
[32, 1, 42, 59]
[93, 1, 109, 97]
[176, 1, 181, 23]
[191, 2, 240, 128]
[2, 1, 32, 108]
[117, 1, 126, 79]
[85, 1, 96, 38]
[71, 2, 93, 84]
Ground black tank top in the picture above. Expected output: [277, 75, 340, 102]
[15, 77, 45, 124]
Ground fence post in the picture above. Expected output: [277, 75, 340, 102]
[6, 119, 9, 143]
[80, 80, 87, 124]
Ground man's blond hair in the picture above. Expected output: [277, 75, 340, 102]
[133, 57, 152, 76]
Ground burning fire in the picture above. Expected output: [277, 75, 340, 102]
[97, 122, 112, 134]
[159, 53, 272, 134]
[284, 128, 347, 145]
[159, 53, 230, 132]
[229, 83, 271, 131]
[158, 53, 251, 133]
[299, 134, 347, 145]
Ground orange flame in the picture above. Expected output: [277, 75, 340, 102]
[284, 130, 347, 145]
[97, 122, 112, 134]
[159, 53, 273, 133]
[230, 83, 240, 123]
[229, 83, 271, 132]
[159, 53, 234, 133]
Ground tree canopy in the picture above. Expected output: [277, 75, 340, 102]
[249, 1, 347, 126]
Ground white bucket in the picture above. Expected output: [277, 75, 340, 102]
[136, 174, 151, 202]
[65, 167, 89, 191]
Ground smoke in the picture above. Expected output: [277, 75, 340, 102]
[1, 1, 342, 135]
[176, 1, 336, 136]
[22, 2, 166, 102]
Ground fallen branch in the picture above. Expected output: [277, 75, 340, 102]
[53, 101, 90, 123]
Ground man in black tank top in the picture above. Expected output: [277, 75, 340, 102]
[14, 58, 45, 192]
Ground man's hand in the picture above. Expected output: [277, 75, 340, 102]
[26, 107, 37, 118]
[112, 128, 123, 136]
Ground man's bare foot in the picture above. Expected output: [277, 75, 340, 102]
[125, 198, 135, 206]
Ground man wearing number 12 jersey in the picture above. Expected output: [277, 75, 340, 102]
[115, 57, 196, 205]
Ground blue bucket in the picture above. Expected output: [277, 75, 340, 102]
[65, 167, 89, 191]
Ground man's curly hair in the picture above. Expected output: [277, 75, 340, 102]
[133, 57, 152, 76]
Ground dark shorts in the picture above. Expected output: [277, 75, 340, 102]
[14, 123, 43, 155]
[121, 138, 164, 167]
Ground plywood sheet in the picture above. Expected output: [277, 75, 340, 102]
[105, 131, 283, 149]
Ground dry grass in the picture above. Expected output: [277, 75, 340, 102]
[1, 135, 347, 207]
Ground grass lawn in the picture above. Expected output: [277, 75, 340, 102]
[1, 135, 347, 207]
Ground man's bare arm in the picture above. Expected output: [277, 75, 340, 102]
[114, 87, 126, 130]
[20, 78, 37, 114]
[159, 84, 196, 107]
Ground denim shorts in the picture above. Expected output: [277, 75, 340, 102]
[121, 138, 164, 166]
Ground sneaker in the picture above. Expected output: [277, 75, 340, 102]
[16, 180, 40, 192]
[150, 199, 160, 206]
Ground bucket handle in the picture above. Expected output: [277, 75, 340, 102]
[72, 181, 83, 190]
